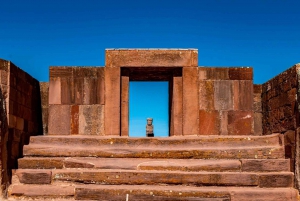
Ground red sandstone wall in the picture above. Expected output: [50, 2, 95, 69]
[253, 84, 262, 135]
[48, 67, 105, 135]
[262, 65, 299, 134]
[198, 67, 254, 135]
[261, 64, 300, 175]
[40, 82, 48, 135]
[0, 59, 42, 197]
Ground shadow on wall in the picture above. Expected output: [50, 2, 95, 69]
[0, 87, 9, 196]
[0, 60, 44, 198]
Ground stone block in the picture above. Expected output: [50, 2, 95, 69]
[97, 68, 105, 105]
[220, 111, 228, 135]
[79, 105, 104, 135]
[61, 77, 74, 104]
[233, 80, 253, 111]
[227, 111, 253, 135]
[49, 78, 61, 104]
[39, 82, 49, 108]
[71, 105, 79, 134]
[199, 68, 229, 80]
[48, 105, 70, 135]
[74, 78, 84, 104]
[183, 67, 199, 135]
[241, 159, 290, 172]
[0, 70, 8, 84]
[104, 67, 120, 136]
[199, 110, 220, 135]
[229, 68, 253, 80]
[199, 80, 214, 110]
[171, 75, 183, 136]
[49, 67, 73, 78]
[254, 113, 262, 135]
[214, 81, 233, 110]
[16, 170, 52, 184]
[83, 78, 98, 104]
[105, 49, 198, 67]
[259, 173, 293, 187]
[16, 117, 24, 131]
[121, 74, 129, 136]
[8, 114, 17, 128]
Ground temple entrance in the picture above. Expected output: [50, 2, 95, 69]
[129, 81, 169, 137]
[120, 67, 182, 137]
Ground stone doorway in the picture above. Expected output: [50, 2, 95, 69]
[104, 49, 199, 136]
[129, 81, 169, 137]
[121, 67, 182, 137]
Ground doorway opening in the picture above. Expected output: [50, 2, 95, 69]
[129, 81, 169, 137]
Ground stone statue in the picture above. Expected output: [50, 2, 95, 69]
[146, 118, 154, 137]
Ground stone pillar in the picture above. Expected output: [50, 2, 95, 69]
[170, 69, 183, 136]
[121, 69, 129, 136]
[183, 67, 199, 135]
[104, 67, 120, 136]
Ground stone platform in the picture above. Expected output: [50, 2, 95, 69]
[7, 134, 299, 200]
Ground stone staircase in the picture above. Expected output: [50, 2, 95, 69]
[7, 134, 300, 201]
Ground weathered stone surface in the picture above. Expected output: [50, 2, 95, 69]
[229, 187, 299, 201]
[23, 143, 285, 159]
[105, 49, 198, 67]
[233, 80, 253, 111]
[183, 67, 199, 135]
[75, 185, 232, 201]
[199, 110, 220, 135]
[48, 105, 70, 135]
[52, 169, 259, 186]
[262, 64, 298, 135]
[104, 67, 120, 135]
[26, 133, 283, 148]
[9, 185, 75, 197]
[48, 78, 61, 104]
[199, 68, 229, 80]
[16, 169, 51, 184]
[121, 73, 129, 136]
[259, 172, 294, 187]
[79, 105, 104, 135]
[199, 80, 214, 110]
[254, 112, 262, 135]
[227, 111, 253, 135]
[60, 77, 74, 104]
[214, 81, 233, 110]
[228, 68, 253, 80]
[220, 111, 228, 135]
[18, 158, 64, 169]
[241, 159, 290, 172]
[170, 75, 183, 136]
[71, 105, 79, 134]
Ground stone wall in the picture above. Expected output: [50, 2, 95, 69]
[48, 67, 105, 135]
[0, 59, 42, 196]
[261, 64, 300, 174]
[262, 64, 299, 134]
[40, 82, 48, 135]
[253, 84, 263, 135]
[198, 67, 254, 135]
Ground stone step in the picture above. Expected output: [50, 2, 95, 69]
[14, 169, 294, 188]
[23, 144, 285, 159]
[8, 184, 299, 201]
[18, 157, 291, 172]
[28, 134, 283, 148]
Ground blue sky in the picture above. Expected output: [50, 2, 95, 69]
[1, 0, 299, 136]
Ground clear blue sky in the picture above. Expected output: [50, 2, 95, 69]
[1, 0, 299, 136]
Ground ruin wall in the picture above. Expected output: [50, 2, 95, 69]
[198, 67, 255, 135]
[0, 59, 42, 196]
[48, 67, 105, 135]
